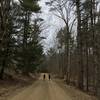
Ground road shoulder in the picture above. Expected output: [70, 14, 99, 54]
[54, 79, 97, 100]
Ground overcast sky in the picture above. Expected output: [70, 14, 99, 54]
[39, 0, 65, 53]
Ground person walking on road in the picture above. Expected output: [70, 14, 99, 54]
[49, 74, 51, 80]
[43, 74, 45, 80]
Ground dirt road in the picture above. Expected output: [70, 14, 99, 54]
[9, 73, 97, 100]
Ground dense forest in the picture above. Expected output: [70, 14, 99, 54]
[45, 0, 100, 99]
[0, 0, 100, 100]
[0, 0, 44, 78]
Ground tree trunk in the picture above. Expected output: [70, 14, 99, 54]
[86, 46, 89, 91]
[0, 58, 6, 79]
[76, 0, 84, 89]
[0, 0, 10, 79]
[97, 58, 100, 99]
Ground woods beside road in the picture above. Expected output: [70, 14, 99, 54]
[0, 0, 100, 99]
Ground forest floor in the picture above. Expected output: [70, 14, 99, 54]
[0, 74, 37, 100]
[2, 73, 97, 100]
